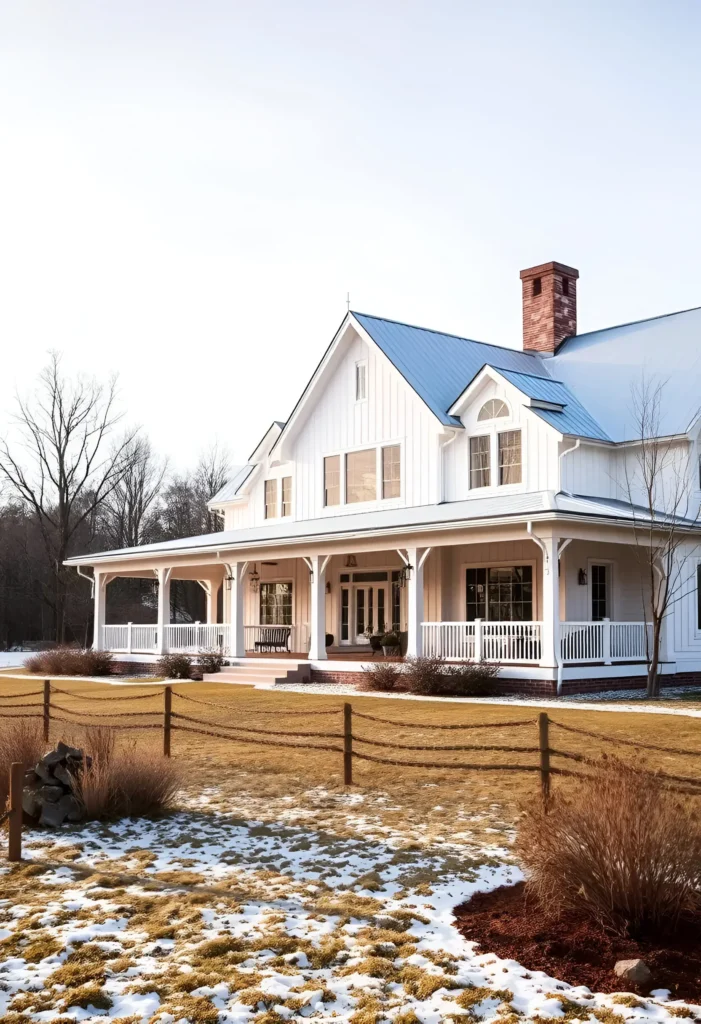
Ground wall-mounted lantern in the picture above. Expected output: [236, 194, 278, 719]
[249, 564, 260, 592]
[578, 568, 587, 586]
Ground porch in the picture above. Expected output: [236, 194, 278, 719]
[93, 533, 661, 676]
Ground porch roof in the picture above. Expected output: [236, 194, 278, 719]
[64, 491, 700, 567]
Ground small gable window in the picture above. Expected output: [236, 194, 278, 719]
[477, 399, 509, 422]
[355, 361, 367, 402]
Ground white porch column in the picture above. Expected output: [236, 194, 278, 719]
[156, 567, 172, 655]
[308, 555, 330, 661]
[92, 571, 107, 650]
[405, 547, 429, 658]
[198, 580, 221, 624]
[227, 562, 248, 658]
[539, 535, 559, 669]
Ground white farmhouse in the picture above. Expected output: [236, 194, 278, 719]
[66, 262, 701, 695]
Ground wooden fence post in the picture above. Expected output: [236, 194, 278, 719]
[163, 686, 172, 758]
[538, 711, 550, 804]
[343, 703, 353, 785]
[8, 762, 23, 862]
[43, 680, 51, 743]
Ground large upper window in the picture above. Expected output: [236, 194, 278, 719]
[591, 564, 611, 621]
[469, 435, 491, 488]
[498, 430, 522, 484]
[478, 399, 509, 421]
[260, 582, 292, 625]
[382, 445, 401, 499]
[324, 455, 340, 507]
[264, 479, 278, 519]
[281, 476, 292, 517]
[466, 566, 533, 622]
[346, 449, 376, 503]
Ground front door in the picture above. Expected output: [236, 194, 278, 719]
[340, 583, 389, 644]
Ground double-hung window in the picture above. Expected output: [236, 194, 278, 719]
[281, 476, 292, 517]
[382, 445, 401, 499]
[498, 430, 522, 484]
[264, 479, 278, 519]
[469, 436, 491, 488]
[346, 449, 376, 503]
[324, 455, 340, 507]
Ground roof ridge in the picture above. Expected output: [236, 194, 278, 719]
[352, 310, 538, 359]
[559, 303, 701, 346]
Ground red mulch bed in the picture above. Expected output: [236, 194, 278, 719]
[455, 883, 701, 1002]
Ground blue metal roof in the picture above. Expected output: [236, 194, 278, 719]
[496, 369, 611, 441]
[353, 312, 551, 427]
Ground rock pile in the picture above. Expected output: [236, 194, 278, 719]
[23, 741, 89, 827]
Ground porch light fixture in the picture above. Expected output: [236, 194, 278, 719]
[345, 555, 357, 568]
[578, 568, 587, 586]
[224, 571, 234, 591]
[325, 581, 331, 594]
[398, 563, 413, 588]
[249, 564, 260, 592]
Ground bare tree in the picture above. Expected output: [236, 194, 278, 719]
[625, 378, 701, 697]
[0, 353, 139, 642]
[99, 437, 168, 549]
[193, 442, 231, 533]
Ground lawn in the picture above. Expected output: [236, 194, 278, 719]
[0, 678, 700, 1023]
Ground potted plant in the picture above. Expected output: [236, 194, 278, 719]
[380, 631, 401, 656]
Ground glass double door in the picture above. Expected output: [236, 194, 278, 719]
[340, 584, 389, 644]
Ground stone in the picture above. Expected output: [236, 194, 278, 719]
[22, 787, 41, 818]
[40, 750, 65, 768]
[38, 785, 64, 804]
[57, 793, 83, 822]
[613, 959, 652, 987]
[53, 763, 76, 787]
[39, 801, 68, 828]
[34, 761, 56, 783]
[56, 740, 83, 759]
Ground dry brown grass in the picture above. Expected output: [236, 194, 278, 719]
[0, 676, 700, 834]
[0, 716, 44, 804]
[516, 758, 701, 936]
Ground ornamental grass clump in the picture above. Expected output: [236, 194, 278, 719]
[0, 717, 44, 804]
[516, 758, 701, 937]
[25, 646, 113, 676]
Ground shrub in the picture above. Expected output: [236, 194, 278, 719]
[379, 631, 401, 648]
[516, 758, 701, 937]
[399, 655, 499, 696]
[157, 653, 192, 679]
[360, 662, 402, 692]
[25, 647, 113, 676]
[197, 648, 224, 674]
[0, 718, 44, 804]
[72, 728, 182, 820]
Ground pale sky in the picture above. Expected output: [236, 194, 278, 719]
[1, 1, 700, 469]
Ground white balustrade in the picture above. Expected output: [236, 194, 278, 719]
[560, 620, 652, 664]
[421, 621, 542, 663]
[163, 623, 231, 653]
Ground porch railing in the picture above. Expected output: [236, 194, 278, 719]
[422, 621, 542, 663]
[559, 620, 652, 664]
[164, 624, 231, 653]
[102, 624, 159, 654]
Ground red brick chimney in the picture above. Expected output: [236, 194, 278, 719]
[520, 261, 579, 354]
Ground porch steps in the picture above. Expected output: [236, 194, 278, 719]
[202, 660, 311, 689]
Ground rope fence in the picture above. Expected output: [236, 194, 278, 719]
[1, 682, 701, 810]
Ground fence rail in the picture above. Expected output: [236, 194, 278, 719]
[3, 681, 701, 861]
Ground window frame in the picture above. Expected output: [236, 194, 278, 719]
[588, 560, 614, 622]
[498, 429, 522, 485]
[462, 558, 537, 623]
[345, 447, 377, 504]
[323, 455, 341, 507]
[259, 579, 294, 626]
[469, 434, 491, 489]
[381, 444, 401, 500]
[264, 478, 278, 520]
[281, 476, 292, 517]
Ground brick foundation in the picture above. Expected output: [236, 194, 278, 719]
[110, 661, 158, 676]
[310, 669, 701, 696]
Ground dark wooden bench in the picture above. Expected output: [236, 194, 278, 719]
[254, 626, 291, 653]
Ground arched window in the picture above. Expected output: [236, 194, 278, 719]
[477, 398, 509, 421]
